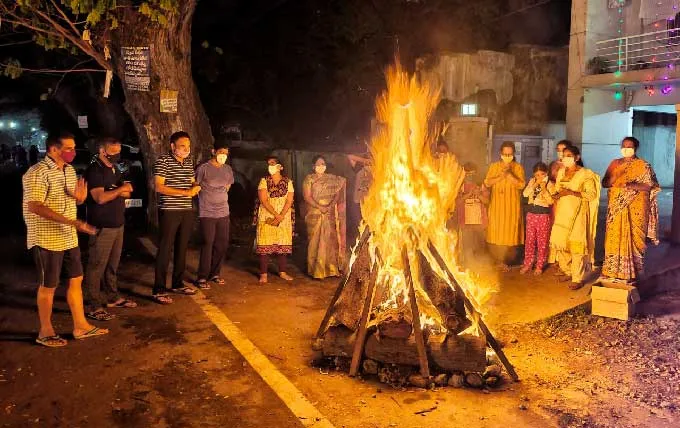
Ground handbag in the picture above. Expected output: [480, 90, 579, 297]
[464, 198, 483, 225]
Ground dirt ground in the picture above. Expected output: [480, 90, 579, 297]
[2, 227, 680, 428]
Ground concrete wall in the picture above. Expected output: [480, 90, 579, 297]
[498, 45, 568, 135]
[632, 111, 677, 187]
[580, 89, 633, 176]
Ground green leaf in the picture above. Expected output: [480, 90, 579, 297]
[2, 59, 23, 79]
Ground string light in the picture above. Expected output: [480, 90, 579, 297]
[661, 85, 674, 94]
[614, 91, 623, 100]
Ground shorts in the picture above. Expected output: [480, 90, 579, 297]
[32, 246, 83, 288]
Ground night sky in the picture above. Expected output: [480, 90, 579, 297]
[0, 0, 572, 148]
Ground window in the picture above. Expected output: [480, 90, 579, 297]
[461, 103, 477, 116]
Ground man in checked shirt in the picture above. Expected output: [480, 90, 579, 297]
[22, 131, 108, 347]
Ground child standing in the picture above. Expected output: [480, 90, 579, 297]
[455, 162, 489, 269]
[521, 162, 554, 275]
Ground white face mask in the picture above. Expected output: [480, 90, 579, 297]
[501, 155, 513, 164]
[174, 148, 190, 159]
[562, 157, 576, 168]
[621, 147, 635, 158]
[314, 164, 326, 174]
[216, 154, 228, 165]
[268, 164, 280, 175]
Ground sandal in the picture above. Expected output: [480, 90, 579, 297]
[259, 274, 268, 284]
[106, 298, 137, 308]
[195, 279, 211, 290]
[152, 294, 173, 305]
[171, 286, 197, 295]
[569, 281, 585, 290]
[74, 327, 109, 340]
[36, 335, 67, 348]
[533, 269, 544, 276]
[279, 272, 294, 281]
[519, 266, 530, 275]
[499, 264, 511, 273]
[86, 309, 116, 321]
[210, 276, 226, 285]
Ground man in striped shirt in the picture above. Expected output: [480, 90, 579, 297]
[152, 131, 201, 304]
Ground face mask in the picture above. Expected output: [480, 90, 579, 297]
[61, 149, 76, 164]
[105, 153, 121, 164]
[501, 155, 513, 163]
[268, 164, 280, 175]
[216, 154, 228, 165]
[314, 165, 326, 174]
[174, 148, 190, 159]
[562, 157, 575, 168]
[621, 147, 635, 158]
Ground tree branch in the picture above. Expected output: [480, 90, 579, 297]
[48, 0, 82, 38]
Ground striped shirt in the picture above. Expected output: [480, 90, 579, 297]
[22, 156, 78, 251]
[153, 152, 195, 210]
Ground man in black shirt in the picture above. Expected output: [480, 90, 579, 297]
[83, 137, 136, 321]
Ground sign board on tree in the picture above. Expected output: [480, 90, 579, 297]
[160, 90, 178, 113]
[121, 46, 151, 91]
[78, 116, 88, 129]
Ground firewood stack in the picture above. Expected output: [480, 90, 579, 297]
[313, 228, 515, 389]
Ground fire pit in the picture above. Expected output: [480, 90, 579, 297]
[312, 63, 517, 388]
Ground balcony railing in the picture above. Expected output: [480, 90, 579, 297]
[595, 28, 680, 73]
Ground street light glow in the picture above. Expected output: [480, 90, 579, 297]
[0, 122, 4, 129]
[9, 122, 17, 129]
[31, 127, 37, 132]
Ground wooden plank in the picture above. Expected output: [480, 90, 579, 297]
[348, 256, 379, 377]
[402, 246, 430, 378]
[314, 227, 371, 339]
[426, 241, 519, 382]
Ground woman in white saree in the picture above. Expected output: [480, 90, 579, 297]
[549, 146, 601, 290]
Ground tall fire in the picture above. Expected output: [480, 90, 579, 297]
[314, 62, 517, 388]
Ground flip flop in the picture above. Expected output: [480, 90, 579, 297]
[171, 286, 197, 295]
[106, 299, 138, 308]
[74, 327, 109, 340]
[195, 279, 211, 290]
[152, 294, 173, 305]
[86, 309, 116, 321]
[210, 276, 226, 285]
[36, 335, 67, 348]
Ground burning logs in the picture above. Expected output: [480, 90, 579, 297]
[364, 332, 487, 373]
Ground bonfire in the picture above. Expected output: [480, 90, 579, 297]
[314, 62, 516, 388]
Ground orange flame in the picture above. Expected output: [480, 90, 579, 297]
[359, 62, 498, 332]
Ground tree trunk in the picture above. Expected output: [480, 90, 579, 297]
[111, 0, 213, 227]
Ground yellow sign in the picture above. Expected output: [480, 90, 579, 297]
[160, 90, 178, 113]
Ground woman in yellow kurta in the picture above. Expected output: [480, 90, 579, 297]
[254, 156, 295, 284]
[601, 137, 660, 283]
[484, 142, 525, 270]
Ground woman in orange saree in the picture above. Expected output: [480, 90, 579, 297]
[602, 137, 660, 283]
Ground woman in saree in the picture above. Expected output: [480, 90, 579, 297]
[254, 156, 295, 284]
[303, 155, 347, 279]
[484, 141, 525, 270]
[549, 145, 601, 290]
[601, 137, 660, 283]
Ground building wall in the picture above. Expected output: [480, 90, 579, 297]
[580, 89, 633, 177]
[632, 111, 677, 187]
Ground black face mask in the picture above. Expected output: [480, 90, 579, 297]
[105, 153, 121, 164]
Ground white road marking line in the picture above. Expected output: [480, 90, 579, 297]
[138, 237, 335, 427]
[191, 291, 336, 428]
